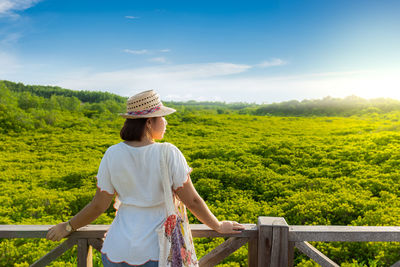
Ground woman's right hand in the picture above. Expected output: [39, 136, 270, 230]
[46, 222, 71, 242]
[216, 221, 245, 234]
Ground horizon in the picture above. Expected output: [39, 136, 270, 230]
[5, 79, 400, 106]
[0, 0, 399, 103]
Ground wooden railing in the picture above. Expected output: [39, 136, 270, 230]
[2, 217, 400, 266]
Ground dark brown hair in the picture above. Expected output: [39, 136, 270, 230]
[120, 118, 149, 141]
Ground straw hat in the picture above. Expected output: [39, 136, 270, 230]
[119, 90, 176, 119]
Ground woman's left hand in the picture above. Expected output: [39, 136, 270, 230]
[46, 222, 71, 242]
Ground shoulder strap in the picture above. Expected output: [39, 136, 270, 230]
[160, 143, 175, 215]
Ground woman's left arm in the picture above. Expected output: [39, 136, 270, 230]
[46, 188, 114, 241]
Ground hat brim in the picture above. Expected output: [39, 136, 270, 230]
[119, 106, 176, 119]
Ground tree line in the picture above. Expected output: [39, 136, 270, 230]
[3, 80, 400, 118]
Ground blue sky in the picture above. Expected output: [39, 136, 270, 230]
[0, 0, 399, 103]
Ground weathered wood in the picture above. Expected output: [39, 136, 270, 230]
[6, 224, 400, 242]
[270, 217, 289, 267]
[248, 237, 258, 267]
[0, 224, 257, 238]
[199, 237, 249, 267]
[280, 222, 289, 267]
[77, 239, 93, 267]
[31, 238, 77, 267]
[0, 225, 109, 239]
[289, 225, 400, 242]
[191, 224, 257, 238]
[258, 217, 272, 267]
[7, 220, 400, 267]
[270, 226, 281, 266]
[88, 238, 104, 252]
[0, 225, 56, 238]
[288, 242, 295, 267]
[390, 260, 400, 267]
[1, 224, 257, 266]
[258, 217, 288, 267]
[295, 241, 339, 267]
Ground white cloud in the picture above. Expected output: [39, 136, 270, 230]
[125, 16, 140, 19]
[123, 49, 148, 55]
[149, 57, 167, 63]
[0, 32, 21, 45]
[123, 49, 172, 56]
[0, 0, 41, 17]
[5, 54, 399, 103]
[257, 58, 287, 68]
[61, 62, 250, 82]
[0, 50, 20, 74]
[54, 62, 251, 96]
[0, 1, 13, 15]
[50, 65, 400, 103]
[156, 69, 400, 103]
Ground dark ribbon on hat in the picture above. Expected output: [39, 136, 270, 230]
[127, 105, 161, 116]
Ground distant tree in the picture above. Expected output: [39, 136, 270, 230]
[1, 80, 126, 104]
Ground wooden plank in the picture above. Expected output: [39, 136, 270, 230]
[248, 237, 258, 267]
[280, 223, 289, 267]
[77, 239, 92, 267]
[390, 259, 400, 267]
[1, 225, 56, 238]
[295, 241, 339, 267]
[289, 226, 400, 242]
[270, 226, 281, 266]
[258, 217, 282, 267]
[288, 242, 295, 267]
[0, 225, 110, 239]
[258, 226, 272, 267]
[191, 224, 257, 238]
[198, 237, 249, 267]
[270, 218, 289, 267]
[258, 217, 287, 227]
[30, 238, 77, 267]
[88, 238, 104, 252]
[0, 224, 257, 239]
[6, 224, 400, 241]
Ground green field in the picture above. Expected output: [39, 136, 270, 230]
[2, 81, 400, 266]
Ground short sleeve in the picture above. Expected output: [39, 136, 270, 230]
[166, 144, 192, 190]
[96, 149, 115, 195]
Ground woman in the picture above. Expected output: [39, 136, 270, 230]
[46, 90, 244, 266]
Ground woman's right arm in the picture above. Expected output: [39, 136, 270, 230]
[175, 176, 244, 234]
[46, 188, 114, 241]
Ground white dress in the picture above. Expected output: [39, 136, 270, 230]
[96, 142, 191, 265]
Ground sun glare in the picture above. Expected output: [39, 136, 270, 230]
[351, 70, 400, 100]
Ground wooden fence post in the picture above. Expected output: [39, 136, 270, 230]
[258, 217, 272, 266]
[248, 235, 258, 267]
[288, 242, 295, 267]
[257, 217, 289, 267]
[77, 238, 93, 267]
